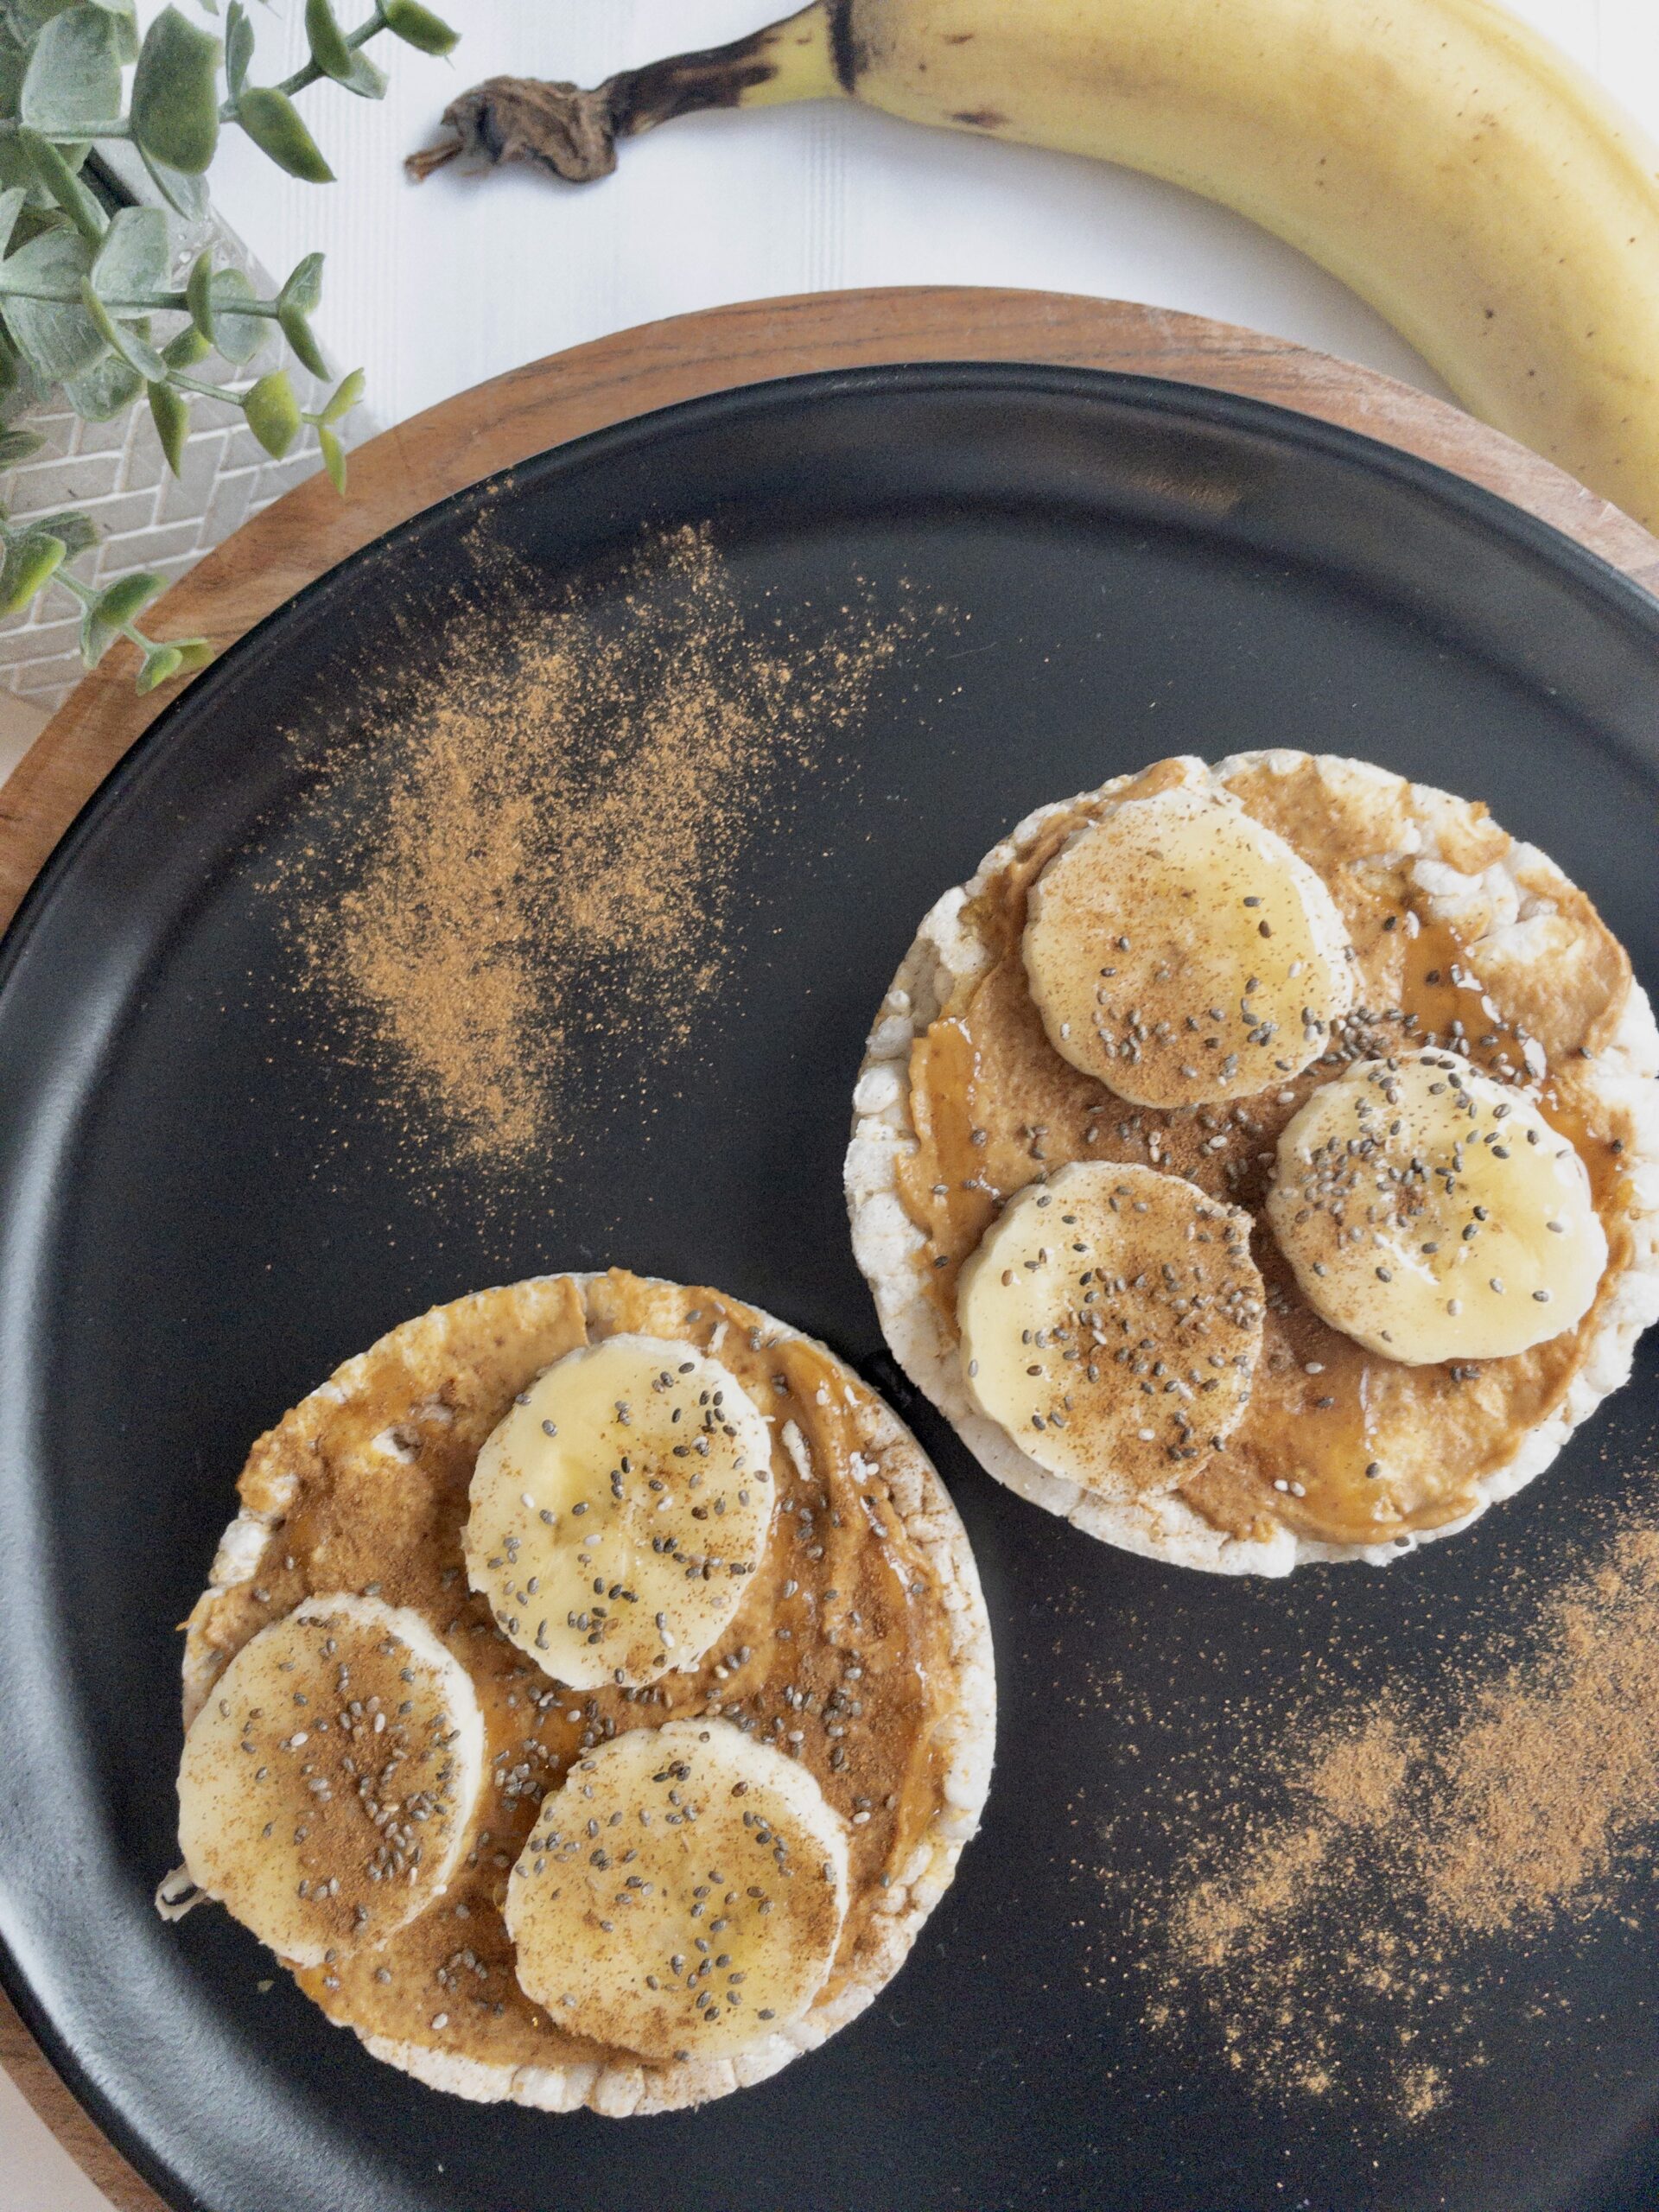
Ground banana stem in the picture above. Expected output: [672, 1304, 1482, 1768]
[406, 1, 839, 185]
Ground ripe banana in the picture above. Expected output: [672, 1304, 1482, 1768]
[176, 1594, 486, 1967]
[1023, 785, 1355, 1109]
[464, 1334, 773, 1691]
[411, 0, 1659, 529]
[956, 1159, 1264, 1497]
[505, 1718, 849, 2058]
[1268, 1049, 1606, 1363]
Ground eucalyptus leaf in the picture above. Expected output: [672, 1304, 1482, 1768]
[148, 376, 187, 474]
[0, 186, 29, 262]
[18, 128, 104, 243]
[184, 247, 214, 342]
[260, 276, 324, 395]
[98, 570, 165, 623]
[335, 47, 385, 100]
[0, 19, 29, 110]
[111, 630, 210, 683]
[137, 641, 183, 691]
[0, 224, 103, 379]
[130, 7, 222, 175]
[84, 0, 137, 65]
[5, 203, 73, 253]
[224, 0, 253, 99]
[0, 529, 65, 612]
[0, 314, 41, 399]
[162, 321, 209, 371]
[76, 597, 108, 664]
[0, 142, 37, 197]
[207, 264, 263, 363]
[277, 251, 323, 316]
[235, 86, 334, 182]
[6, 0, 86, 27]
[380, 0, 457, 57]
[139, 148, 209, 222]
[62, 346, 142, 416]
[276, 298, 326, 378]
[79, 280, 166, 380]
[244, 365, 299, 456]
[90, 205, 168, 301]
[302, 0, 350, 80]
[30, 506, 96, 556]
[319, 365, 363, 425]
[79, 564, 162, 664]
[316, 419, 345, 494]
[0, 425, 41, 463]
[19, 4, 123, 132]
[302, 2, 385, 107]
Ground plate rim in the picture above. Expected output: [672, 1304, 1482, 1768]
[6, 357, 1659, 1001]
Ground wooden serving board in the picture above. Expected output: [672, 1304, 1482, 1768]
[3, 284, 1657, 2212]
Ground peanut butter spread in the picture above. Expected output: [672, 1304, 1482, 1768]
[184, 1269, 976, 2085]
[893, 757, 1640, 1548]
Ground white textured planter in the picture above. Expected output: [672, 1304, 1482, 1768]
[0, 160, 369, 713]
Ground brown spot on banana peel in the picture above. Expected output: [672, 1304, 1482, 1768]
[826, 0, 863, 93]
[407, 3, 850, 187]
[951, 110, 1008, 130]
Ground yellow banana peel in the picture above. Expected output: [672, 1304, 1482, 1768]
[411, 1, 1659, 529]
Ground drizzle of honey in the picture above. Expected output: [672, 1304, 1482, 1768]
[1239, 1340, 1384, 1529]
[1537, 1082, 1630, 1218]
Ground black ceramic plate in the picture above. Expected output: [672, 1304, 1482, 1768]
[4, 365, 1659, 2212]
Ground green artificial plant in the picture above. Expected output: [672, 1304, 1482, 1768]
[0, 0, 456, 690]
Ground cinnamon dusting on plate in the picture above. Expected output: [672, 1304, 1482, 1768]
[1085, 1504, 1659, 2123]
[283, 524, 918, 1168]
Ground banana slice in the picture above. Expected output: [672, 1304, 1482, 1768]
[176, 1593, 485, 1969]
[956, 1160, 1264, 1499]
[465, 1334, 773, 1691]
[1022, 787, 1356, 1108]
[1268, 1052, 1607, 1364]
[505, 1718, 848, 2061]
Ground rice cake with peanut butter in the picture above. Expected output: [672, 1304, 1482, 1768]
[845, 750, 1659, 1573]
[168, 1268, 995, 2114]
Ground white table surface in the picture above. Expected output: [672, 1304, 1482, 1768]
[5, 1, 1658, 2203]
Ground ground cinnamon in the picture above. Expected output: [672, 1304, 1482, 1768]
[282, 524, 916, 1169]
[1088, 1497, 1659, 2121]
